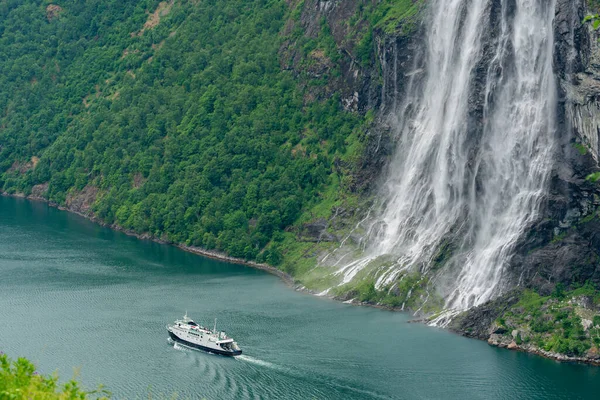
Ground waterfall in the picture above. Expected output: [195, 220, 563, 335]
[337, 0, 557, 311]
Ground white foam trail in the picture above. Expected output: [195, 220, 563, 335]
[237, 355, 279, 370]
[337, 0, 557, 311]
[172, 341, 187, 352]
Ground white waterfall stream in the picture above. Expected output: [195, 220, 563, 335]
[336, 0, 557, 311]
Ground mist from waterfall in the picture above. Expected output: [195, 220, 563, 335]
[336, 0, 557, 310]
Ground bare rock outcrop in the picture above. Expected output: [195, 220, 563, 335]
[46, 4, 63, 21]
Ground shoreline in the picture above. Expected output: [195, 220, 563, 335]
[486, 339, 600, 367]
[3, 192, 600, 367]
[1, 192, 295, 286]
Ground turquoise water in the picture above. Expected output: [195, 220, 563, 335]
[0, 196, 599, 399]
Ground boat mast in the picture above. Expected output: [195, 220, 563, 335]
[213, 318, 217, 334]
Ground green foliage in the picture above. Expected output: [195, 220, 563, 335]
[515, 333, 523, 345]
[514, 289, 549, 313]
[571, 281, 599, 298]
[585, 172, 600, 183]
[584, 13, 600, 30]
[579, 209, 600, 224]
[552, 283, 566, 299]
[431, 239, 455, 270]
[572, 142, 589, 156]
[0, 353, 109, 399]
[496, 287, 600, 358]
[355, 279, 380, 303]
[584, 3, 600, 36]
[530, 315, 553, 333]
[355, 28, 374, 67]
[551, 228, 571, 244]
[543, 335, 590, 357]
[370, 0, 424, 35]
[328, 266, 443, 315]
[0, 0, 364, 264]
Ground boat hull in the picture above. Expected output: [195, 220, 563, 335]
[168, 331, 242, 357]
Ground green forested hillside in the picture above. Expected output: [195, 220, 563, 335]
[0, 0, 365, 266]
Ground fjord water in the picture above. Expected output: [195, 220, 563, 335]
[1, 196, 599, 400]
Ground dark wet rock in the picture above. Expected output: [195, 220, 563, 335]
[286, 0, 600, 367]
[449, 290, 521, 340]
[292, 4, 600, 367]
[501, 0, 600, 293]
[351, 122, 394, 193]
[280, 0, 377, 110]
[300, 218, 337, 242]
[492, 324, 508, 335]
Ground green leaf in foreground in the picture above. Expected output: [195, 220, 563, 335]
[0, 353, 110, 399]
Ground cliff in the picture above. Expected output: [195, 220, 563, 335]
[290, 0, 600, 364]
[449, 0, 600, 364]
[507, 0, 600, 296]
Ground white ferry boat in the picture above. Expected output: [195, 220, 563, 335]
[166, 313, 242, 356]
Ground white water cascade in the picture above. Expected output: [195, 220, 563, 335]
[336, 0, 557, 311]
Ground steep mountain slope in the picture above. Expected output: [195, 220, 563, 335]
[0, 0, 367, 265]
[448, 0, 600, 362]
[0, 0, 420, 275]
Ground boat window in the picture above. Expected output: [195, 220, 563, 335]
[188, 321, 198, 326]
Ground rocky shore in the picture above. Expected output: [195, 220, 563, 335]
[450, 290, 600, 366]
[486, 334, 600, 366]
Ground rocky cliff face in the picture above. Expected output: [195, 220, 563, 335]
[295, 0, 600, 307]
[507, 0, 600, 294]
[280, 0, 424, 194]
[450, 0, 600, 361]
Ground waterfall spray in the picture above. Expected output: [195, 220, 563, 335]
[336, 0, 557, 311]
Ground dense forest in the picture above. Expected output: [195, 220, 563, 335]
[0, 0, 376, 267]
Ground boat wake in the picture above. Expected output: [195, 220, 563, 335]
[168, 338, 186, 351]
[236, 355, 280, 370]
[173, 342, 187, 352]
[168, 338, 196, 353]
